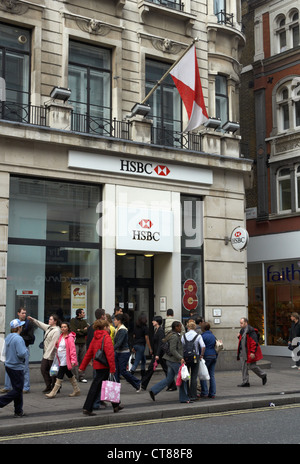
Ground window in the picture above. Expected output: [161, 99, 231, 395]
[296, 165, 300, 210]
[277, 167, 291, 212]
[281, 88, 290, 130]
[68, 41, 111, 135]
[274, 10, 300, 53]
[0, 23, 31, 122]
[146, 0, 184, 11]
[146, 59, 181, 146]
[276, 81, 300, 132]
[215, 75, 228, 127]
[278, 18, 287, 52]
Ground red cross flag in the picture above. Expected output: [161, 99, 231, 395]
[170, 45, 208, 132]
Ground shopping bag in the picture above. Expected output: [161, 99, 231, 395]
[50, 355, 59, 376]
[153, 359, 158, 371]
[101, 375, 121, 403]
[181, 364, 190, 381]
[128, 353, 135, 371]
[198, 359, 210, 381]
[176, 364, 183, 386]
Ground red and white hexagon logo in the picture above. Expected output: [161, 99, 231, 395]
[139, 219, 153, 229]
[154, 165, 170, 176]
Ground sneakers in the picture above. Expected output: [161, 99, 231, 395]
[80, 379, 88, 383]
[136, 383, 142, 393]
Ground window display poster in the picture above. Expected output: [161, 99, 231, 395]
[71, 284, 87, 318]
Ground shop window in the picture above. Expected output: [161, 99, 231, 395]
[146, 59, 181, 147]
[265, 261, 300, 346]
[181, 196, 204, 321]
[7, 177, 101, 362]
[277, 167, 292, 212]
[68, 41, 111, 135]
[0, 22, 31, 122]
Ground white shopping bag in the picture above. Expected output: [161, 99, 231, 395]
[198, 359, 210, 381]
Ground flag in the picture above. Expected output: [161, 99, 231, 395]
[170, 45, 208, 132]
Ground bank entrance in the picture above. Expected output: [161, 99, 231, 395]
[115, 254, 154, 346]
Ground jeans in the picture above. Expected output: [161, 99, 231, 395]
[5, 347, 30, 391]
[83, 369, 119, 412]
[150, 361, 189, 402]
[187, 361, 199, 399]
[200, 356, 217, 397]
[115, 351, 141, 390]
[0, 366, 24, 414]
[131, 344, 146, 372]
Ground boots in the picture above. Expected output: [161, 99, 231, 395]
[45, 379, 62, 398]
[69, 375, 80, 397]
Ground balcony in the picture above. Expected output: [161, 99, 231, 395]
[151, 125, 202, 151]
[146, 0, 184, 12]
[71, 113, 130, 140]
[0, 101, 48, 127]
[215, 10, 234, 27]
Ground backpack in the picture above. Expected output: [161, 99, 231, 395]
[183, 334, 198, 365]
[160, 333, 172, 356]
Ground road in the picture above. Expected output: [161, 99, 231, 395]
[1, 403, 300, 447]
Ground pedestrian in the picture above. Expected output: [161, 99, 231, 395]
[111, 306, 123, 327]
[141, 316, 167, 390]
[288, 313, 300, 369]
[27, 314, 61, 393]
[79, 319, 124, 415]
[106, 314, 115, 344]
[0, 319, 28, 417]
[199, 322, 217, 398]
[181, 320, 205, 400]
[45, 322, 80, 398]
[70, 308, 89, 383]
[86, 308, 106, 349]
[0, 308, 35, 394]
[114, 313, 141, 392]
[163, 308, 185, 336]
[130, 314, 152, 379]
[237, 317, 267, 387]
[149, 321, 190, 403]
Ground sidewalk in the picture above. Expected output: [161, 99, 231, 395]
[1, 356, 300, 437]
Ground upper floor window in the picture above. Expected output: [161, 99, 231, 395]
[146, 59, 181, 146]
[215, 75, 228, 127]
[68, 41, 111, 135]
[146, 0, 184, 12]
[276, 81, 300, 133]
[214, 0, 233, 26]
[0, 23, 31, 121]
[277, 167, 291, 212]
[296, 165, 300, 211]
[275, 10, 300, 53]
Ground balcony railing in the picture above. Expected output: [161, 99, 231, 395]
[146, 0, 184, 12]
[71, 113, 130, 140]
[0, 101, 48, 126]
[215, 10, 234, 27]
[151, 126, 203, 151]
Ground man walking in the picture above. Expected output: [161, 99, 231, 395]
[70, 308, 89, 383]
[0, 319, 28, 417]
[237, 317, 267, 387]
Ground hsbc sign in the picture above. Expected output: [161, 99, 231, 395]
[116, 207, 173, 252]
[68, 151, 213, 185]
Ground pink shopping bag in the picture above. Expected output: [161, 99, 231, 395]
[101, 378, 121, 403]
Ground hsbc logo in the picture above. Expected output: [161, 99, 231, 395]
[154, 165, 170, 177]
[120, 159, 170, 178]
[234, 231, 241, 237]
[133, 219, 160, 242]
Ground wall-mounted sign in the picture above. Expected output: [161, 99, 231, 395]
[71, 284, 87, 318]
[230, 226, 249, 252]
[116, 207, 173, 252]
[68, 151, 213, 185]
[182, 279, 198, 311]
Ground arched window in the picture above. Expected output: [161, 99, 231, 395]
[296, 165, 300, 211]
[275, 80, 300, 133]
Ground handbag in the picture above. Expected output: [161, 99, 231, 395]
[198, 358, 210, 381]
[176, 364, 183, 386]
[215, 338, 224, 353]
[101, 374, 121, 403]
[94, 334, 109, 366]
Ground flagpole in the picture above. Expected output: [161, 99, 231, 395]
[140, 37, 198, 105]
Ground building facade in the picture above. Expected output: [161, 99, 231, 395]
[0, 0, 250, 367]
[242, 0, 300, 355]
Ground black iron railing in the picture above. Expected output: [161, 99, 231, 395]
[151, 126, 203, 151]
[146, 0, 184, 12]
[71, 113, 130, 139]
[215, 10, 234, 27]
[0, 101, 48, 126]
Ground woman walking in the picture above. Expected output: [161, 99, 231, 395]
[79, 319, 123, 415]
[46, 322, 80, 398]
[130, 314, 152, 378]
[114, 313, 141, 392]
[141, 316, 167, 390]
[200, 322, 218, 398]
[28, 314, 61, 393]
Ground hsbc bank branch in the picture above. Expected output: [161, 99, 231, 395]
[1, 140, 252, 368]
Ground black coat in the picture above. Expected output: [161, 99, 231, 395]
[153, 326, 165, 358]
[289, 321, 300, 345]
